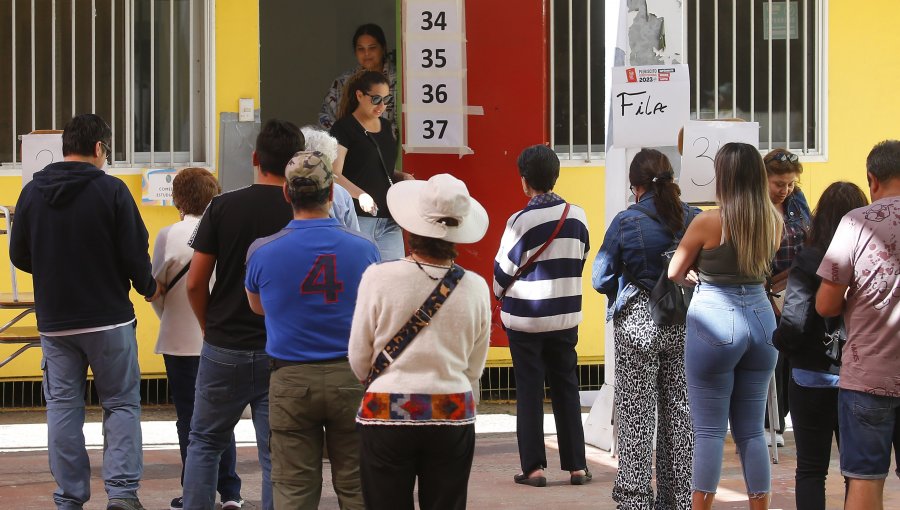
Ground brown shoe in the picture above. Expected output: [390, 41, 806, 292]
[570, 468, 592, 485]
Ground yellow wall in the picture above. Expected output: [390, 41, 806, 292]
[2, 2, 897, 378]
[0, 2, 260, 381]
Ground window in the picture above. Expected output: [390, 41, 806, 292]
[0, 0, 211, 168]
[687, 0, 824, 154]
[550, 1, 824, 160]
[550, 0, 605, 161]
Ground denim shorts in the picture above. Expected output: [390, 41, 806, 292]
[838, 388, 900, 479]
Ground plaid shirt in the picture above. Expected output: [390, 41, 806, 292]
[772, 189, 812, 274]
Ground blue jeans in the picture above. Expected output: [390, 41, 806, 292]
[685, 283, 777, 495]
[163, 354, 241, 501]
[182, 343, 272, 510]
[40, 323, 143, 509]
[838, 388, 900, 480]
[357, 216, 404, 261]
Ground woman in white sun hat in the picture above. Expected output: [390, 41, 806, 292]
[349, 173, 491, 510]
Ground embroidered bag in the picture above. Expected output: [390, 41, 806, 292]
[364, 264, 465, 388]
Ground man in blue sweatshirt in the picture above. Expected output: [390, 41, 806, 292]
[10, 114, 158, 510]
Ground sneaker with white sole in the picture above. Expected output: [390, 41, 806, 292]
[169, 496, 183, 510]
[222, 498, 244, 509]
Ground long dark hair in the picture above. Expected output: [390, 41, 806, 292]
[352, 23, 387, 53]
[629, 148, 683, 233]
[337, 70, 389, 120]
[807, 182, 869, 252]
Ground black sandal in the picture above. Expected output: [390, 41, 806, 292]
[513, 472, 547, 487]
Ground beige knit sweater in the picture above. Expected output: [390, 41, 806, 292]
[348, 259, 491, 398]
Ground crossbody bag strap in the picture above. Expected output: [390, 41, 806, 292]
[166, 262, 191, 289]
[497, 202, 571, 301]
[364, 264, 466, 388]
[365, 129, 394, 186]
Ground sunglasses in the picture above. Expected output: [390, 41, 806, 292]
[766, 151, 799, 164]
[363, 92, 393, 106]
[99, 141, 113, 166]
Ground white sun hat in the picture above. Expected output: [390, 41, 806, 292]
[386, 173, 489, 244]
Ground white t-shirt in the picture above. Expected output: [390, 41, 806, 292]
[817, 196, 900, 395]
[151, 215, 213, 356]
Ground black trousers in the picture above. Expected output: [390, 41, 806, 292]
[359, 424, 475, 510]
[789, 377, 844, 510]
[507, 328, 586, 474]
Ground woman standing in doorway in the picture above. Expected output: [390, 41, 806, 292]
[319, 23, 397, 137]
[330, 70, 411, 261]
[669, 142, 781, 509]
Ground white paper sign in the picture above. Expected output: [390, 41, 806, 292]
[20, 133, 64, 186]
[680, 120, 760, 203]
[406, 111, 465, 149]
[403, 0, 472, 155]
[404, 1, 462, 35]
[141, 168, 178, 206]
[610, 65, 690, 148]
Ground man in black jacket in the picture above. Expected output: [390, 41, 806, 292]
[10, 114, 159, 510]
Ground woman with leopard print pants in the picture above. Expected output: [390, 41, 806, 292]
[593, 149, 697, 510]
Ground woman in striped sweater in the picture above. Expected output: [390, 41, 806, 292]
[493, 144, 592, 487]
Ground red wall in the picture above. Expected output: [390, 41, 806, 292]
[403, 0, 548, 288]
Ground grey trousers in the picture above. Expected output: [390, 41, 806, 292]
[41, 323, 143, 509]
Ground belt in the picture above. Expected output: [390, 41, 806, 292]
[269, 356, 347, 371]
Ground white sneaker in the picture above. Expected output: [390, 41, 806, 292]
[765, 431, 785, 447]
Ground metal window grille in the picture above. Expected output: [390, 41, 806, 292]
[550, 0, 605, 161]
[1, 0, 211, 168]
[687, 0, 824, 155]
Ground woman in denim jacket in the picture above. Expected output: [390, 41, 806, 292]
[593, 149, 699, 510]
[763, 148, 812, 443]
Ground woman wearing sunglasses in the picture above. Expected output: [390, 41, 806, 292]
[331, 70, 412, 261]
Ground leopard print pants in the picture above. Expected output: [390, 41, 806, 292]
[612, 291, 693, 510]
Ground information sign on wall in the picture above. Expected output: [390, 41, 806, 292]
[680, 120, 760, 203]
[141, 168, 178, 206]
[610, 65, 690, 148]
[403, 0, 473, 155]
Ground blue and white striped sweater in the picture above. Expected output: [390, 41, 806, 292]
[493, 196, 590, 333]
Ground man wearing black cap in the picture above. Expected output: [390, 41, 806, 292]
[245, 151, 379, 509]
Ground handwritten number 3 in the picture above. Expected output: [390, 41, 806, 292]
[691, 137, 717, 186]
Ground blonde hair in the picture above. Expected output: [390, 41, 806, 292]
[715, 143, 782, 277]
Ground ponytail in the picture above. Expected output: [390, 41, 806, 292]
[337, 70, 389, 120]
[629, 149, 685, 233]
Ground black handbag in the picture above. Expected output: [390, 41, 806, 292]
[622, 205, 697, 326]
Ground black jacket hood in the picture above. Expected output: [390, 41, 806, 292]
[32, 161, 105, 207]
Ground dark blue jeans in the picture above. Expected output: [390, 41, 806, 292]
[163, 354, 241, 501]
[182, 343, 272, 510]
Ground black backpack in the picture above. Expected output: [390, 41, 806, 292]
[622, 204, 697, 327]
